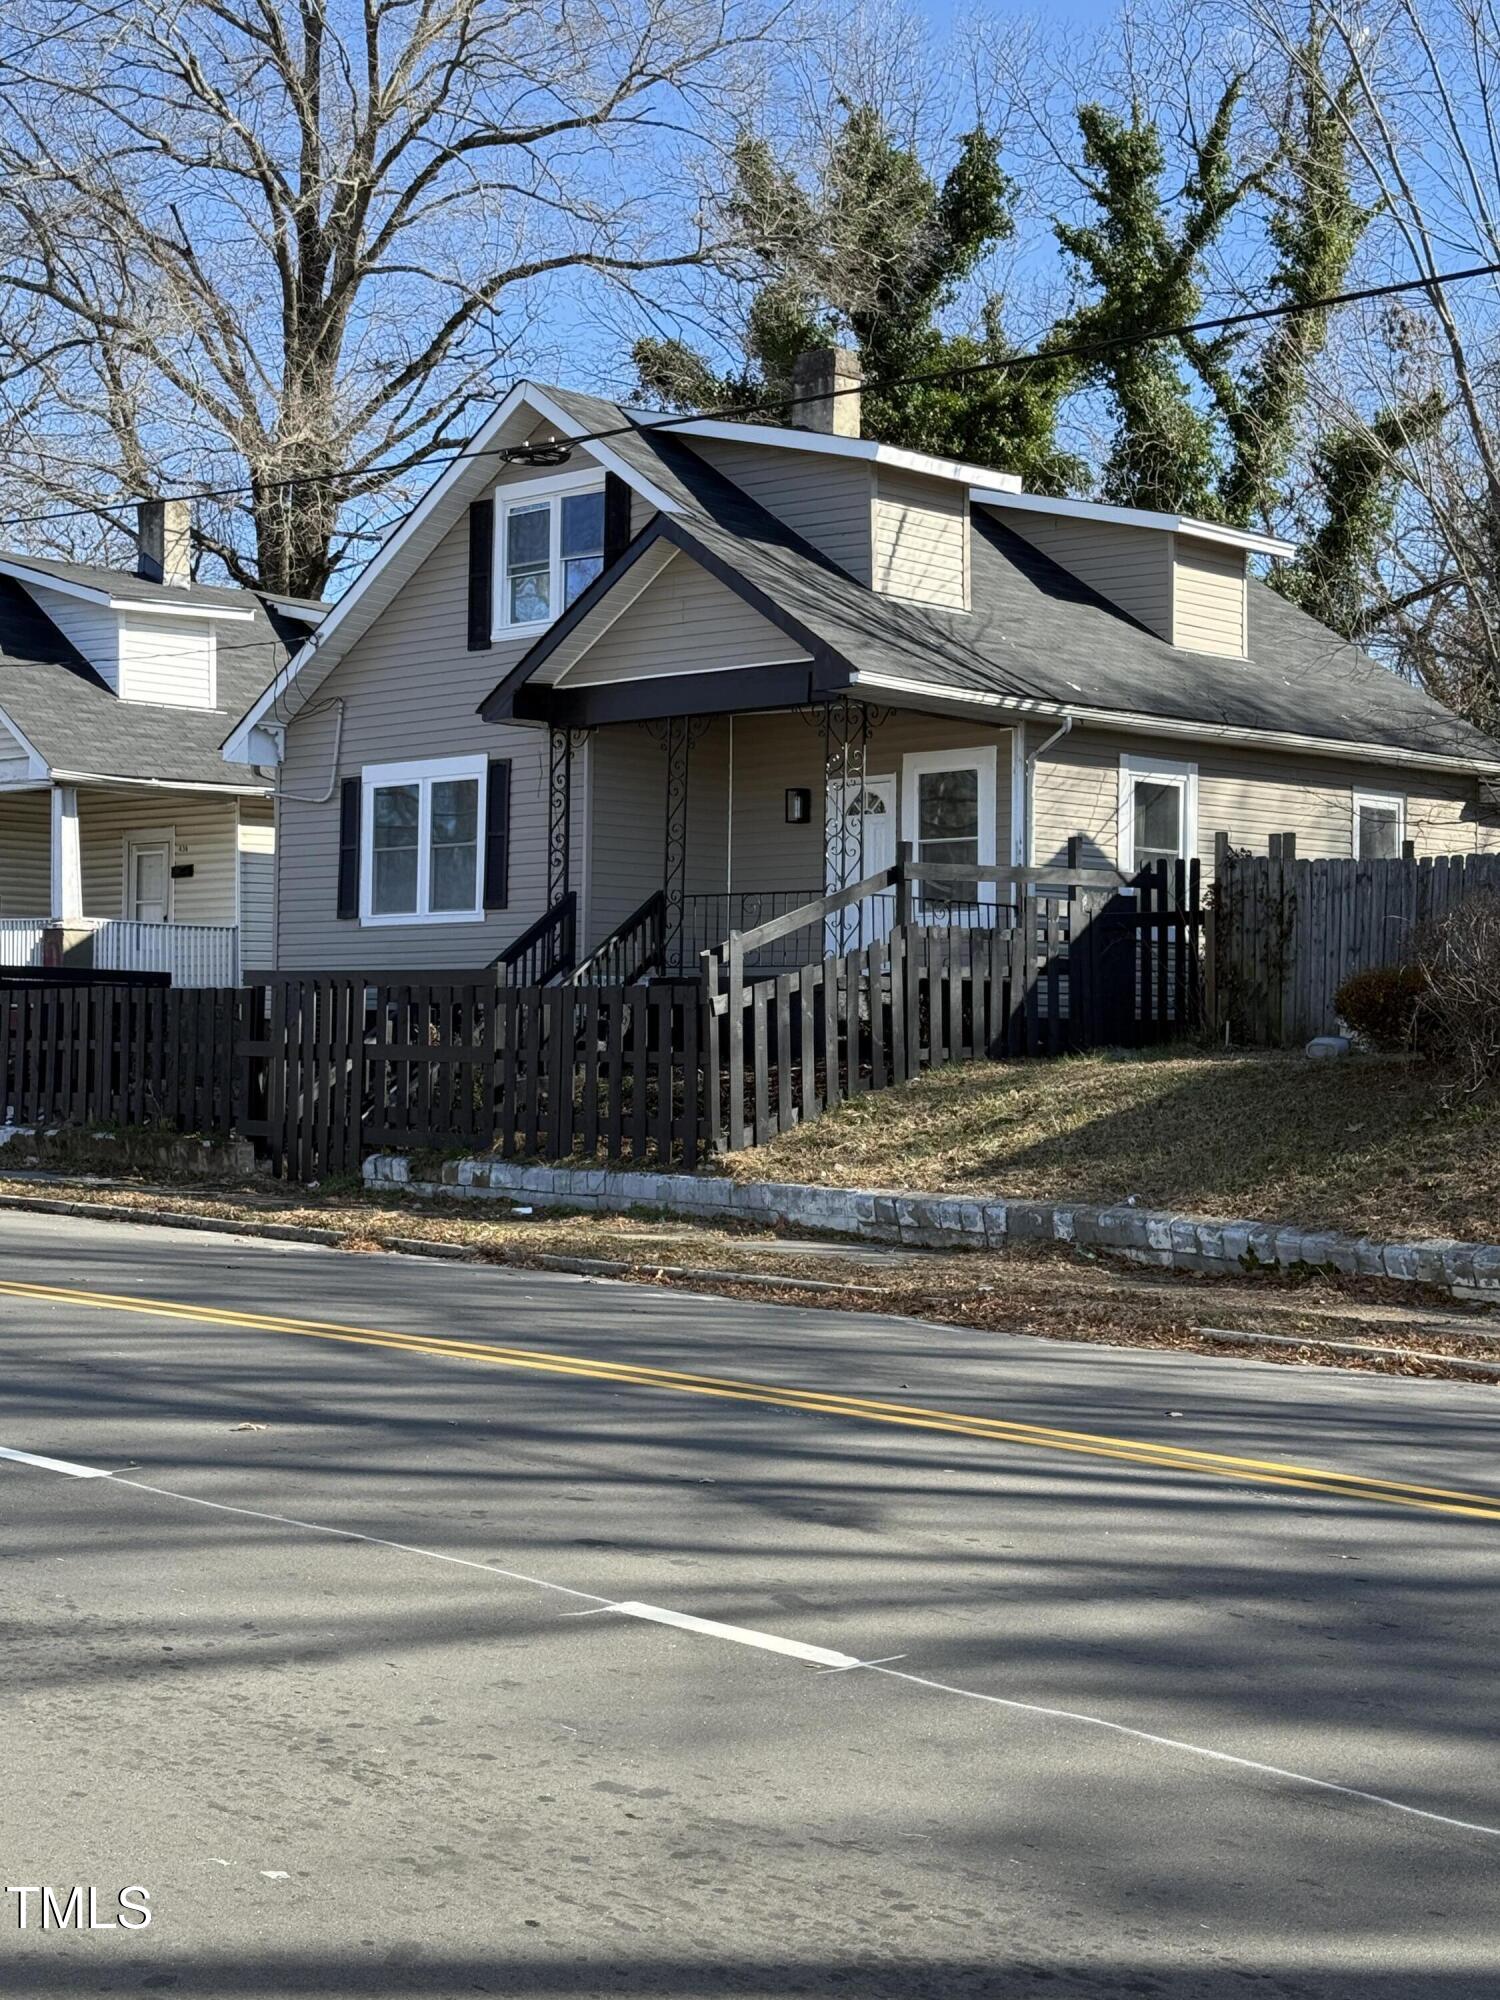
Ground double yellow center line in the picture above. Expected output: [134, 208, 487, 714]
[1, 1275, 1496, 1521]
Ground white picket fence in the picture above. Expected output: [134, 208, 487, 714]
[0, 917, 239, 988]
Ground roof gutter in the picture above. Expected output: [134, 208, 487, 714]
[49, 770, 273, 795]
[847, 671, 1500, 780]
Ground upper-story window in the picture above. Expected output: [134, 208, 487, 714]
[495, 471, 605, 633]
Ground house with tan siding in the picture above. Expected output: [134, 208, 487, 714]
[226, 356, 1500, 979]
[0, 504, 313, 983]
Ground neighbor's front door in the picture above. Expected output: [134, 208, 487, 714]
[127, 840, 170, 923]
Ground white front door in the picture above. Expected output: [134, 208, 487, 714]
[826, 773, 897, 950]
[128, 840, 171, 923]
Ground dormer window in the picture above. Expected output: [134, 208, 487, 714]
[495, 472, 604, 632]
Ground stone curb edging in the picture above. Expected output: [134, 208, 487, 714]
[0, 1191, 869, 1297]
[365, 1153, 1500, 1304]
[1, 1187, 1495, 1381]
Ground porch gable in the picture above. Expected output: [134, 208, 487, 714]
[479, 513, 853, 726]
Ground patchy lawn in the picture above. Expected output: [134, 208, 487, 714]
[723, 1049, 1500, 1244]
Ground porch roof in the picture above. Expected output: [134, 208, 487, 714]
[0, 573, 287, 790]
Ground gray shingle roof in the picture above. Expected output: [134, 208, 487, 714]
[539, 386, 1500, 768]
[0, 558, 307, 787]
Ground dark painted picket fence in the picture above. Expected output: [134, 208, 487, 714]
[0, 857, 1202, 1180]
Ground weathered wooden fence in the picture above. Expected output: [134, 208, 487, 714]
[0, 982, 243, 1134]
[1212, 837, 1500, 1045]
[0, 859, 1202, 1179]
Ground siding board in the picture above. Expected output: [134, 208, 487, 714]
[871, 470, 968, 609]
[687, 439, 874, 582]
[724, 710, 1016, 892]
[1028, 723, 1500, 868]
[557, 554, 808, 686]
[27, 585, 120, 688]
[275, 502, 586, 971]
[77, 790, 241, 922]
[1172, 536, 1247, 657]
[118, 612, 216, 707]
[238, 795, 276, 971]
[0, 793, 51, 912]
[1004, 516, 1173, 639]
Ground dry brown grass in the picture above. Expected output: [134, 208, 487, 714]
[722, 1049, 1500, 1243]
[2, 1173, 1498, 1385]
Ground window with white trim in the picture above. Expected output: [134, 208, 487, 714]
[1354, 790, 1404, 860]
[494, 471, 605, 632]
[360, 755, 486, 924]
[901, 745, 997, 911]
[1119, 754, 1197, 873]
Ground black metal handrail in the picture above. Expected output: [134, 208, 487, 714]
[569, 890, 666, 985]
[494, 892, 577, 986]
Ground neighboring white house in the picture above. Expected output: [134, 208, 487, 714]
[0, 501, 319, 983]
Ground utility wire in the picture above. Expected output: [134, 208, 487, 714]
[2, 256, 1497, 540]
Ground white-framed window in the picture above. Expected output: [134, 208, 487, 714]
[359, 755, 486, 925]
[493, 470, 605, 634]
[1353, 789, 1405, 860]
[901, 745, 997, 911]
[1118, 753, 1198, 873]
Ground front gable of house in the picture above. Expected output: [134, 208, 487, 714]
[547, 548, 812, 690]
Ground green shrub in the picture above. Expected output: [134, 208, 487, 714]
[1334, 964, 1426, 1050]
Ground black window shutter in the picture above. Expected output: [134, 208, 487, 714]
[484, 758, 511, 911]
[467, 498, 494, 650]
[336, 776, 361, 920]
[603, 473, 633, 569]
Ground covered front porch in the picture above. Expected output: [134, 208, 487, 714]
[0, 779, 269, 986]
[534, 696, 1024, 980]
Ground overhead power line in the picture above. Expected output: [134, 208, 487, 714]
[2, 256, 1497, 539]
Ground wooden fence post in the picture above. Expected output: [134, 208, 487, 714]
[726, 930, 746, 1152]
[895, 840, 914, 930]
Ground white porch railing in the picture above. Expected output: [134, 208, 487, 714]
[0, 919, 50, 965]
[0, 917, 239, 988]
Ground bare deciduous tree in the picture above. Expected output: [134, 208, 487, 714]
[1246, 0, 1500, 726]
[0, 0, 785, 594]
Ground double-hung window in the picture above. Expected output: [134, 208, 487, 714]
[1354, 790, 1404, 859]
[1119, 754, 1197, 874]
[360, 755, 486, 924]
[494, 471, 605, 633]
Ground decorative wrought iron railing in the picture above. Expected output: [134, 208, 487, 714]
[495, 892, 576, 986]
[570, 891, 666, 986]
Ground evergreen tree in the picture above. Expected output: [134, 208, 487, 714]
[1052, 85, 1252, 516]
[1273, 397, 1442, 635]
[632, 110, 1083, 489]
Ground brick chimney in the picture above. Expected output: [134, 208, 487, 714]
[136, 497, 192, 586]
[791, 347, 862, 438]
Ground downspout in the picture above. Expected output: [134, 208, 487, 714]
[1022, 714, 1073, 866]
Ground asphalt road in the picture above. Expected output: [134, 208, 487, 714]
[1, 1207, 1498, 1999]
